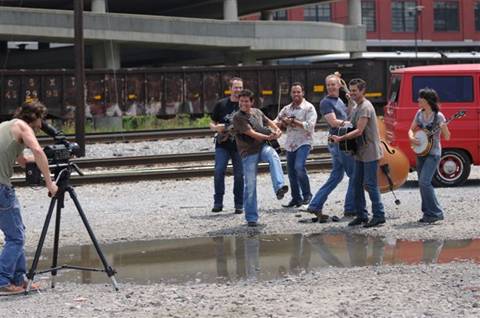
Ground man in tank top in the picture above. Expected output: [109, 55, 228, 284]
[0, 101, 58, 295]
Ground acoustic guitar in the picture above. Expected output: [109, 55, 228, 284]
[335, 123, 357, 154]
[247, 116, 282, 154]
[412, 110, 466, 156]
[215, 123, 234, 144]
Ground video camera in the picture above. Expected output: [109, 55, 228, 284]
[40, 121, 83, 164]
[26, 121, 83, 185]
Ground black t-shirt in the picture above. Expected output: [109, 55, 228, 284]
[211, 97, 239, 149]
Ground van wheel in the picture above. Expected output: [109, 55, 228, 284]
[432, 149, 471, 187]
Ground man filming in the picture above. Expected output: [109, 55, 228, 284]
[0, 101, 58, 295]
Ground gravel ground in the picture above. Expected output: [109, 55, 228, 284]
[2, 137, 480, 317]
[2, 262, 480, 318]
[15, 166, 480, 250]
[84, 131, 330, 158]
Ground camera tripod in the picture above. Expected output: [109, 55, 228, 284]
[25, 163, 119, 293]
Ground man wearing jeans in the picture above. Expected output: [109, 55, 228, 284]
[233, 89, 288, 227]
[330, 78, 386, 228]
[302, 74, 356, 221]
[275, 82, 317, 208]
[209, 77, 244, 214]
[0, 101, 58, 295]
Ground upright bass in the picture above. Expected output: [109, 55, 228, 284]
[376, 118, 410, 205]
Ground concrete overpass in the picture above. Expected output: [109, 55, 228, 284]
[0, 0, 365, 69]
[0, 0, 341, 19]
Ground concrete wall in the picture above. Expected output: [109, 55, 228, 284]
[0, 7, 365, 55]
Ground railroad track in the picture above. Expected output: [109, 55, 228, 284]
[12, 146, 331, 186]
[38, 123, 329, 145]
[11, 159, 332, 187]
[13, 146, 329, 173]
[38, 128, 213, 145]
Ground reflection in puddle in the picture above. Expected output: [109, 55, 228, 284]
[26, 233, 480, 285]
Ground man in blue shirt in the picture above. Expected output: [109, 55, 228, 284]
[302, 74, 356, 221]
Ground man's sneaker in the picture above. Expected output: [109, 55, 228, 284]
[312, 214, 330, 223]
[282, 200, 302, 208]
[234, 209, 243, 214]
[299, 205, 321, 214]
[343, 211, 357, 217]
[348, 217, 368, 227]
[0, 284, 25, 296]
[301, 195, 312, 205]
[247, 221, 258, 227]
[211, 207, 222, 213]
[418, 215, 444, 224]
[276, 185, 289, 200]
[363, 218, 386, 228]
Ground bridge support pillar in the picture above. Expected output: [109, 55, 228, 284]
[242, 51, 256, 65]
[92, 0, 106, 13]
[91, 0, 121, 69]
[348, 0, 363, 59]
[223, 0, 238, 21]
[93, 42, 121, 70]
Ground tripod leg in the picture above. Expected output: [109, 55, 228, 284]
[25, 196, 58, 293]
[50, 192, 64, 289]
[66, 187, 119, 291]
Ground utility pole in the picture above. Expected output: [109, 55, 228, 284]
[409, 5, 424, 59]
[74, 0, 86, 156]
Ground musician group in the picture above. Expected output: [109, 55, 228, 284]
[209, 74, 450, 228]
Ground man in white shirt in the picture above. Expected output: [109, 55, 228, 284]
[275, 82, 317, 208]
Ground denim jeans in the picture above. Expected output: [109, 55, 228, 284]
[242, 144, 285, 223]
[353, 160, 385, 220]
[416, 155, 443, 218]
[309, 143, 355, 212]
[213, 146, 244, 209]
[286, 145, 312, 203]
[0, 185, 26, 287]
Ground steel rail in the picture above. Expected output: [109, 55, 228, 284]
[38, 123, 329, 145]
[11, 157, 332, 187]
[14, 145, 329, 172]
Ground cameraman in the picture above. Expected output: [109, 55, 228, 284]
[0, 101, 58, 295]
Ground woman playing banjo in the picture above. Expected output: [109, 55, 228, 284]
[408, 88, 451, 223]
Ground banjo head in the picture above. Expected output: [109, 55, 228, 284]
[412, 130, 429, 154]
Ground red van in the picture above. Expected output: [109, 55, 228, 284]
[383, 64, 480, 187]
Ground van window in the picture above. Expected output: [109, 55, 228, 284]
[389, 75, 401, 103]
[412, 76, 473, 103]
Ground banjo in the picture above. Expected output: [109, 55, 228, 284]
[411, 110, 466, 156]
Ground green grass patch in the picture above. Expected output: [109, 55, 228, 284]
[57, 114, 211, 134]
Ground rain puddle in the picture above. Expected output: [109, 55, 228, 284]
[27, 233, 480, 285]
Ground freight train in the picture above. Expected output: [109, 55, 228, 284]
[1, 52, 479, 123]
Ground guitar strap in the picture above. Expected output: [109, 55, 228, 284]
[246, 111, 282, 154]
[247, 111, 270, 135]
[425, 111, 438, 133]
[350, 104, 367, 147]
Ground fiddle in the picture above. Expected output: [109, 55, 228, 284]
[376, 117, 410, 205]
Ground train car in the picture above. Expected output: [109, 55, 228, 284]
[1, 52, 479, 125]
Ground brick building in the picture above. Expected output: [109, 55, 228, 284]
[251, 0, 480, 52]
